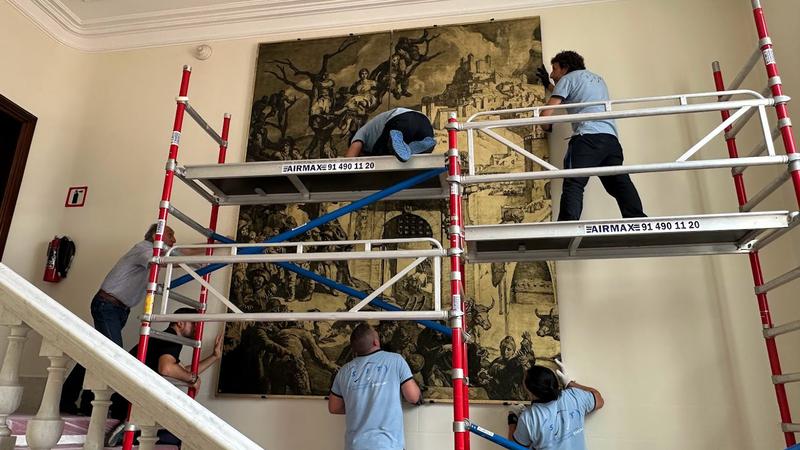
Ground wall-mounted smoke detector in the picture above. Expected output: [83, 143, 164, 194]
[194, 44, 212, 61]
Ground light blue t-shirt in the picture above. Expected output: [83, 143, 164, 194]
[351, 108, 422, 153]
[513, 387, 595, 450]
[551, 69, 618, 137]
[330, 350, 414, 450]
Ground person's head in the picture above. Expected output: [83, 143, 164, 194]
[549, 51, 585, 83]
[524, 365, 563, 403]
[359, 68, 369, 79]
[169, 307, 197, 338]
[145, 224, 176, 247]
[500, 335, 516, 360]
[350, 322, 380, 356]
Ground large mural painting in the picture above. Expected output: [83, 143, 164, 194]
[217, 16, 559, 402]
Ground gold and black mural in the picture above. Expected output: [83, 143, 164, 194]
[217, 16, 559, 402]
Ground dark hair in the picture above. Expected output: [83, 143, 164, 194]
[524, 365, 563, 403]
[145, 223, 158, 242]
[169, 307, 196, 327]
[551, 51, 586, 73]
[350, 322, 378, 355]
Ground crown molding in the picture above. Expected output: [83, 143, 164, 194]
[7, 0, 616, 52]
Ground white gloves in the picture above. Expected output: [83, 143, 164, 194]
[554, 359, 573, 387]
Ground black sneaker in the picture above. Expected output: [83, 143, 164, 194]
[105, 422, 126, 447]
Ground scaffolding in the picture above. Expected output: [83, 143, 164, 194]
[121, 1, 798, 449]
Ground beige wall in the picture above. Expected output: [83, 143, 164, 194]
[2, 0, 798, 449]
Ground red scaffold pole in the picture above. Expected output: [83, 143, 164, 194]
[447, 113, 467, 450]
[752, 0, 800, 209]
[713, 60, 795, 446]
[458, 218, 470, 450]
[188, 113, 231, 399]
[122, 65, 192, 450]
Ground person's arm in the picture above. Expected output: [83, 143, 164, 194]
[507, 423, 517, 441]
[539, 96, 563, 132]
[328, 393, 346, 414]
[400, 378, 422, 405]
[194, 333, 223, 375]
[567, 381, 604, 411]
[345, 140, 364, 157]
[555, 359, 604, 411]
[157, 354, 197, 386]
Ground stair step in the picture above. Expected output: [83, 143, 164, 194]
[9, 415, 177, 449]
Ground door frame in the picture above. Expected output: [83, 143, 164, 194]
[0, 94, 37, 260]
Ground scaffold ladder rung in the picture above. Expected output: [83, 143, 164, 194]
[765, 320, 800, 338]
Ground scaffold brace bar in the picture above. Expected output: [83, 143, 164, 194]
[184, 102, 224, 146]
[149, 310, 450, 323]
[150, 330, 201, 348]
[467, 421, 528, 450]
[462, 156, 787, 184]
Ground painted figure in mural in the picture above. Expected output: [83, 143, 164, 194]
[344, 108, 436, 161]
[328, 323, 422, 450]
[537, 50, 645, 221]
[272, 321, 340, 394]
[390, 30, 442, 99]
[508, 360, 604, 450]
[265, 37, 359, 158]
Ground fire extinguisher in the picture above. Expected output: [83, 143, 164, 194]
[44, 236, 76, 283]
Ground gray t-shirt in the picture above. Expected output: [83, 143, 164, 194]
[351, 108, 423, 153]
[99, 240, 153, 307]
[551, 69, 618, 137]
[330, 350, 413, 450]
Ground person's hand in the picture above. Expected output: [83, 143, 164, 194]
[554, 358, 572, 387]
[191, 376, 202, 390]
[536, 65, 551, 88]
[212, 333, 224, 359]
[507, 403, 526, 425]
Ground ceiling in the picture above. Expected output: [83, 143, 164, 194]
[7, 0, 612, 52]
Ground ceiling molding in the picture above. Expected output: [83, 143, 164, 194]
[7, 0, 616, 52]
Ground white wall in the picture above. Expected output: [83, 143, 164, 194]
[2, 0, 798, 449]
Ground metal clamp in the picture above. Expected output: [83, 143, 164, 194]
[779, 117, 792, 129]
[139, 324, 152, 334]
[447, 148, 460, 157]
[451, 368, 465, 380]
[788, 153, 800, 172]
[448, 225, 463, 235]
[774, 95, 791, 105]
[447, 247, 464, 256]
[758, 36, 772, 48]
[768, 76, 782, 88]
[453, 421, 468, 433]
[165, 159, 177, 171]
[175, 96, 189, 104]
[446, 175, 462, 184]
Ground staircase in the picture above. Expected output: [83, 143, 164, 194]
[0, 263, 263, 450]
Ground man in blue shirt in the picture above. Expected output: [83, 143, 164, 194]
[344, 108, 436, 162]
[537, 51, 645, 221]
[328, 323, 423, 450]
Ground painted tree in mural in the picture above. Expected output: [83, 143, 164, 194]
[218, 17, 560, 402]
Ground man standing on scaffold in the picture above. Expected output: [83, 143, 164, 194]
[537, 51, 646, 221]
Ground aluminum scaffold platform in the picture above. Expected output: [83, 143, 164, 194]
[123, 2, 798, 449]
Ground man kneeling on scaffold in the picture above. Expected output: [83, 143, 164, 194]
[344, 108, 436, 161]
